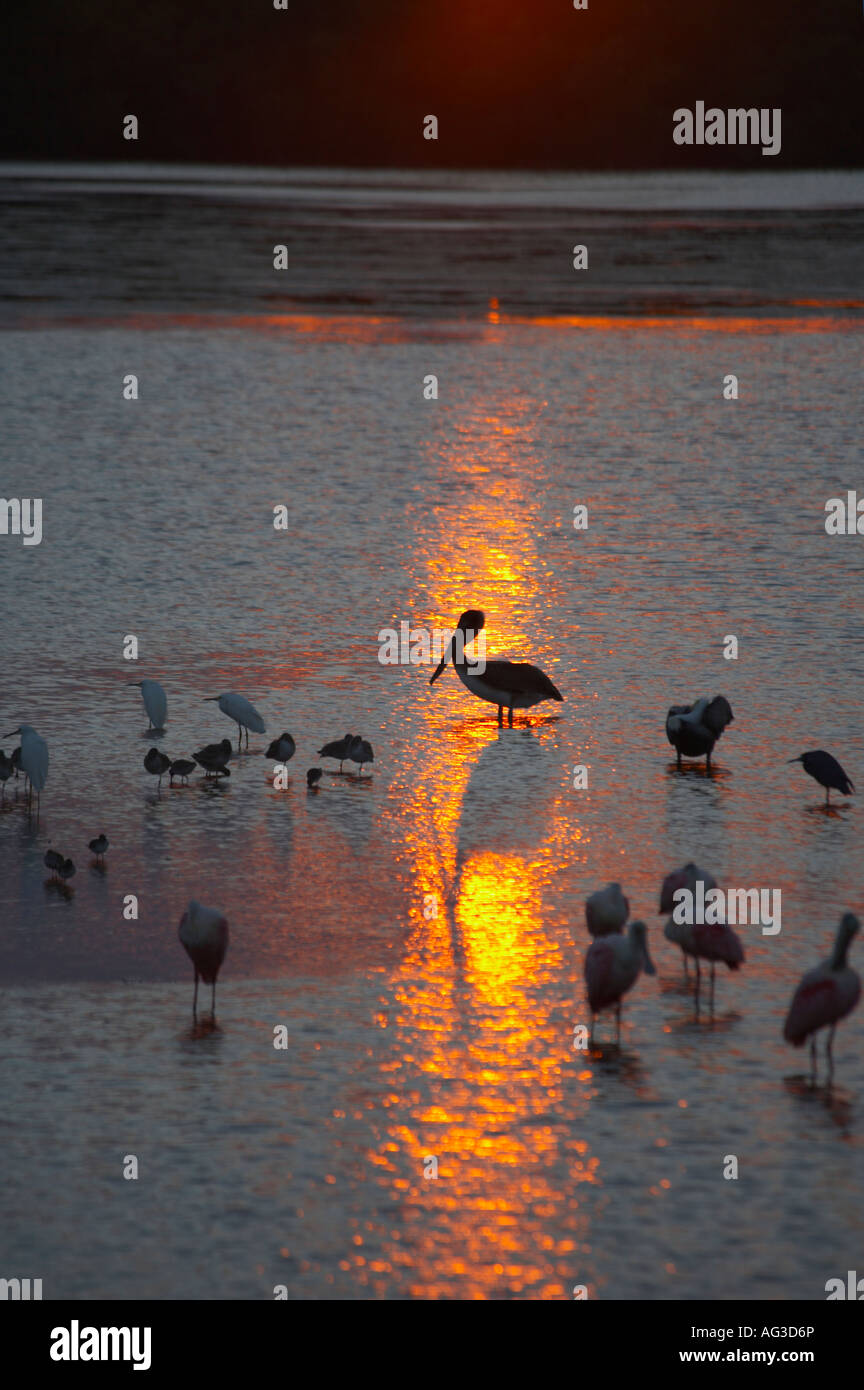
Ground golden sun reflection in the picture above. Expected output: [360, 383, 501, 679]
[353, 397, 596, 1298]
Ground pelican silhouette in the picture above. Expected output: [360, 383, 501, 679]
[430, 609, 562, 726]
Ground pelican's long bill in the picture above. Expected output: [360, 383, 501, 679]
[429, 633, 454, 686]
[429, 608, 487, 685]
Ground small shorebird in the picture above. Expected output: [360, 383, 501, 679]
[88, 834, 109, 862]
[306, 767, 323, 789]
[266, 733, 296, 763]
[784, 913, 860, 1076]
[203, 692, 266, 749]
[430, 609, 563, 726]
[144, 747, 171, 788]
[58, 857, 76, 883]
[788, 750, 854, 807]
[666, 695, 734, 771]
[584, 921, 655, 1041]
[585, 882, 629, 938]
[128, 678, 167, 731]
[317, 734, 354, 771]
[44, 848, 64, 877]
[179, 899, 229, 1019]
[192, 739, 232, 778]
[349, 736, 374, 775]
[169, 759, 196, 785]
[3, 725, 49, 810]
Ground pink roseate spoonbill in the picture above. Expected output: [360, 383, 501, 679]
[178, 899, 229, 1019]
[788, 750, 854, 807]
[665, 695, 734, 771]
[584, 920, 656, 1041]
[430, 609, 563, 727]
[348, 736, 374, 775]
[690, 918, 744, 1005]
[88, 834, 109, 862]
[585, 882, 629, 938]
[192, 738, 232, 778]
[784, 913, 860, 1076]
[4, 725, 49, 811]
[317, 734, 354, 772]
[128, 678, 167, 731]
[660, 862, 718, 977]
[266, 733, 296, 764]
[203, 692, 265, 750]
[144, 747, 171, 789]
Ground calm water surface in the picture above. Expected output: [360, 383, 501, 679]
[0, 167, 862, 1299]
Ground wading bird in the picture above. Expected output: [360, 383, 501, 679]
[787, 750, 854, 807]
[306, 767, 322, 789]
[666, 695, 734, 771]
[317, 734, 354, 772]
[203, 692, 265, 749]
[58, 857, 76, 883]
[585, 882, 630, 937]
[784, 913, 860, 1076]
[659, 862, 718, 977]
[0, 750, 12, 798]
[584, 920, 656, 1041]
[88, 834, 109, 862]
[144, 747, 171, 789]
[4, 725, 49, 810]
[128, 678, 167, 731]
[169, 759, 196, 785]
[430, 609, 563, 727]
[192, 739, 232, 778]
[349, 736, 374, 775]
[266, 733, 296, 764]
[689, 918, 744, 1004]
[179, 900, 229, 1019]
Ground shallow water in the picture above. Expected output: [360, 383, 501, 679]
[1, 167, 862, 1299]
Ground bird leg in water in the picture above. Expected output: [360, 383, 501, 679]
[497, 705, 504, 727]
[508, 703, 515, 729]
[615, 1002, 621, 1042]
[211, 980, 217, 1016]
[826, 1024, 836, 1074]
[809, 1035, 817, 1079]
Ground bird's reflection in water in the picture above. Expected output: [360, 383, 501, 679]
[783, 1075, 854, 1132]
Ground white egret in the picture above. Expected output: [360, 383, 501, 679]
[204, 692, 266, 749]
[3, 725, 48, 810]
[128, 679, 167, 731]
[179, 900, 229, 1018]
